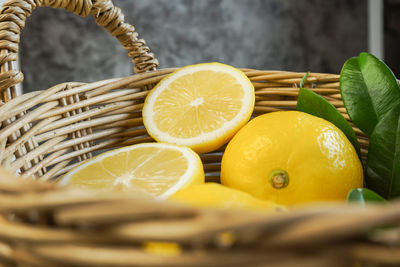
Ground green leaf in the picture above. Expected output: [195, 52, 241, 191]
[299, 72, 309, 88]
[297, 87, 360, 155]
[340, 52, 400, 136]
[366, 105, 400, 199]
[347, 188, 386, 205]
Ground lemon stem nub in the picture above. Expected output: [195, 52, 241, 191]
[269, 170, 289, 189]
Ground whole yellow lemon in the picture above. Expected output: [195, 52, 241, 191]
[169, 183, 284, 212]
[220, 111, 363, 205]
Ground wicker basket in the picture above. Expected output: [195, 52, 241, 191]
[0, 0, 399, 266]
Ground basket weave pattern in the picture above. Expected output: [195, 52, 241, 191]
[0, 0, 399, 266]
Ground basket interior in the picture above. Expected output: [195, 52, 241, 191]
[0, 69, 366, 182]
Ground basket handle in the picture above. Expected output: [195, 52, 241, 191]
[0, 0, 159, 99]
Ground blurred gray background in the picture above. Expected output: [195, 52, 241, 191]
[20, 0, 368, 92]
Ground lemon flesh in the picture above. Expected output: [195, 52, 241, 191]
[143, 63, 255, 153]
[59, 143, 205, 199]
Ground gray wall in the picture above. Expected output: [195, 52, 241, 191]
[20, 0, 367, 92]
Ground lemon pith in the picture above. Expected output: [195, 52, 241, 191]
[142, 63, 255, 153]
[221, 111, 364, 205]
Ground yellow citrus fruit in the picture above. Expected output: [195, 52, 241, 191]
[143, 242, 181, 256]
[169, 183, 285, 212]
[59, 143, 204, 199]
[143, 63, 255, 153]
[221, 111, 364, 206]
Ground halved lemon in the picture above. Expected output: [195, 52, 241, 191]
[59, 143, 205, 199]
[143, 63, 255, 153]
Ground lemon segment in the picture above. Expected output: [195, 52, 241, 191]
[59, 143, 205, 199]
[143, 63, 255, 153]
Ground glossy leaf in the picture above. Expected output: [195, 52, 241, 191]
[347, 188, 386, 205]
[340, 52, 400, 136]
[297, 87, 360, 155]
[366, 106, 400, 198]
